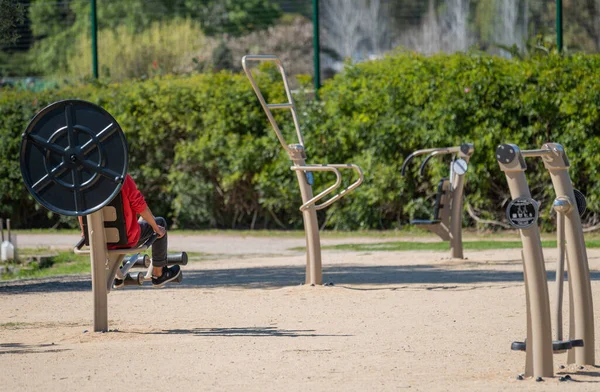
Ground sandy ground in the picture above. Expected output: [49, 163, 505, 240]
[1, 234, 600, 391]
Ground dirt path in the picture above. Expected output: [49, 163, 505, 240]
[13, 233, 410, 256]
[1, 236, 600, 391]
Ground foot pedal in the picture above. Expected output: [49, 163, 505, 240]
[570, 339, 584, 347]
[167, 252, 188, 266]
[123, 272, 145, 286]
[511, 340, 581, 352]
[411, 219, 441, 225]
[552, 341, 573, 351]
[130, 254, 150, 268]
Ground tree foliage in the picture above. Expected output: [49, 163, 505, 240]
[26, 0, 280, 77]
[0, 0, 25, 46]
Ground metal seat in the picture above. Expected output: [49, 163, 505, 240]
[410, 178, 448, 226]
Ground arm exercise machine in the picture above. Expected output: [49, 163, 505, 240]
[242, 55, 364, 285]
[401, 143, 474, 259]
[496, 143, 594, 380]
[20, 100, 187, 332]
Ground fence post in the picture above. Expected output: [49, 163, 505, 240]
[91, 0, 98, 78]
[556, 0, 563, 52]
[312, 0, 320, 95]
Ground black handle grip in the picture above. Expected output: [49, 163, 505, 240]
[75, 237, 85, 249]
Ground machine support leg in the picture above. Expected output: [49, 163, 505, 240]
[88, 210, 108, 332]
[547, 168, 595, 365]
[293, 161, 323, 285]
[503, 170, 554, 378]
[554, 212, 565, 342]
[450, 174, 466, 259]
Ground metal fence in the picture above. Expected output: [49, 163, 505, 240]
[1, 0, 597, 89]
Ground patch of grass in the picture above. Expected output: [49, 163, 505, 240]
[16, 227, 600, 241]
[1, 251, 89, 281]
[311, 240, 600, 252]
[0, 249, 215, 281]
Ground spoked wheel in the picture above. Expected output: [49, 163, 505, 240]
[20, 100, 128, 216]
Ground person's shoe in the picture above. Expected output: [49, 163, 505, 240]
[152, 265, 181, 288]
[113, 278, 125, 289]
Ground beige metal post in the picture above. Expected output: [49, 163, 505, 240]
[554, 210, 565, 342]
[289, 146, 322, 285]
[88, 210, 109, 332]
[449, 144, 474, 259]
[496, 144, 554, 378]
[541, 143, 595, 365]
[449, 173, 465, 259]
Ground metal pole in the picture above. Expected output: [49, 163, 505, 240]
[556, 0, 563, 52]
[289, 146, 323, 285]
[312, 0, 321, 95]
[91, 0, 98, 79]
[88, 210, 108, 332]
[554, 211, 565, 341]
[449, 174, 465, 259]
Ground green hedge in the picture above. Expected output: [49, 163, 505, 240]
[2, 52, 600, 230]
[316, 52, 600, 229]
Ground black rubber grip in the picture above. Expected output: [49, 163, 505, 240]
[552, 341, 573, 351]
[570, 339, 584, 347]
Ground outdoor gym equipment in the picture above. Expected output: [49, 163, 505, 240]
[20, 100, 187, 332]
[242, 55, 364, 285]
[401, 143, 474, 259]
[496, 143, 594, 380]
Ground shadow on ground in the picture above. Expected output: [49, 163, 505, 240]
[0, 342, 69, 355]
[121, 326, 349, 338]
[2, 264, 600, 294]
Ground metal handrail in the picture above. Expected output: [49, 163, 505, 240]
[291, 164, 364, 211]
[521, 148, 553, 158]
[241, 55, 304, 153]
[419, 151, 444, 176]
[401, 146, 462, 176]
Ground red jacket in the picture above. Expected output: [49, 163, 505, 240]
[113, 174, 147, 248]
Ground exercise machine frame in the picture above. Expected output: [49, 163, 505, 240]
[242, 55, 364, 285]
[496, 142, 595, 379]
[401, 143, 474, 259]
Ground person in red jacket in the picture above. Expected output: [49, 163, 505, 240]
[80, 174, 181, 287]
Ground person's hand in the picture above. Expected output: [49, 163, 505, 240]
[154, 226, 166, 238]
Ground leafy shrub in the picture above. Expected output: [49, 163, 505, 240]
[67, 18, 210, 82]
[316, 51, 600, 229]
[3, 52, 600, 230]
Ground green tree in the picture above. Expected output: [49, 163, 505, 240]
[26, 0, 281, 78]
[169, 0, 281, 36]
[0, 0, 25, 46]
